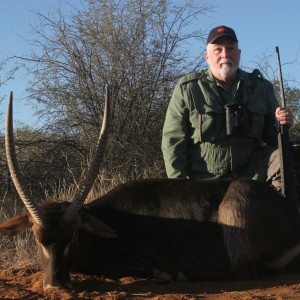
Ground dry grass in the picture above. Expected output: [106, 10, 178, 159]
[0, 201, 38, 272]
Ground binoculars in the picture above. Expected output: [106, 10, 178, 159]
[224, 103, 248, 135]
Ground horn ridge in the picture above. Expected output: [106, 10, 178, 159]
[5, 91, 46, 226]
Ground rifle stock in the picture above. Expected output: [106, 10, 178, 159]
[275, 46, 297, 205]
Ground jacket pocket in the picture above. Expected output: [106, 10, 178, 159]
[198, 112, 227, 142]
[238, 108, 265, 138]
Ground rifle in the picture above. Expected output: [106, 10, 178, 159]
[275, 46, 297, 205]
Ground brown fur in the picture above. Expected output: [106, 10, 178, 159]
[1, 178, 300, 289]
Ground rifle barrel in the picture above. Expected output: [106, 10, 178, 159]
[276, 46, 286, 109]
[275, 46, 297, 206]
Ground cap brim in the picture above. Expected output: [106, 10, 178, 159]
[209, 34, 238, 44]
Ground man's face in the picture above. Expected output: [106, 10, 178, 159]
[205, 36, 240, 82]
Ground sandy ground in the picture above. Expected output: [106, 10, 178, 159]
[1, 268, 300, 299]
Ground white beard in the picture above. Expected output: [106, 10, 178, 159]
[217, 64, 237, 81]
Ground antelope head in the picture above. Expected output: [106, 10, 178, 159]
[0, 87, 117, 289]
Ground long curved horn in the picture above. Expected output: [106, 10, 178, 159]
[5, 92, 47, 226]
[63, 85, 112, 223]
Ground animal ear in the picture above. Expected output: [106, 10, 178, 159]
[0, 214, 32, 236]
[80, 211, 118, 238]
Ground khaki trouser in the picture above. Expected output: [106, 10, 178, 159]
[266, 148, 299, 206]
[266, 148, 282, 192]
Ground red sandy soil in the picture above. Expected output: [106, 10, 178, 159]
[1, 268, 300, 299]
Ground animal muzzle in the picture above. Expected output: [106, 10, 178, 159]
[43, 278, 72, 290]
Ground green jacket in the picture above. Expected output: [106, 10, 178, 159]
[161, 68, 279, 180]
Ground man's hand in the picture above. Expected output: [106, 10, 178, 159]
[276, 107, 294, 127]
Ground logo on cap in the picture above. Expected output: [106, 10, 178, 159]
[217, 27, 226, 33]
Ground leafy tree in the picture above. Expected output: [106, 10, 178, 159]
[15, 0, 213, 179]
[4, 0, 213, 198]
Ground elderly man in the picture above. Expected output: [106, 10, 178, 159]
[161, 25, 293, 191]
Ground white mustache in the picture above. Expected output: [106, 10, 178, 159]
[219, 59, 233, 65]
